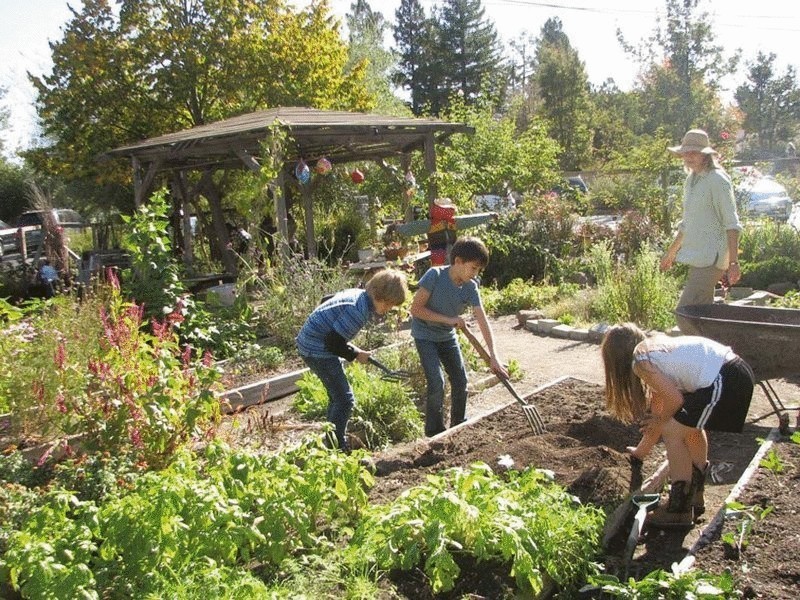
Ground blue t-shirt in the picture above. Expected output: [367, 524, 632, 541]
[296, 289, 375, 358]
[411, 266, 481, 342]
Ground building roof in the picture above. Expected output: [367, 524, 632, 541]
[104, 106, 474, 172]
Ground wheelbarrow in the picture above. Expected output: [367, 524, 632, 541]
[675, 303, 800, 425]
[460, 326, 546, 435]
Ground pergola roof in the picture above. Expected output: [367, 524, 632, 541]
[104, 106, 474, 172]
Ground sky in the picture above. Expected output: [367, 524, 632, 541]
[1, 0, 800, 159]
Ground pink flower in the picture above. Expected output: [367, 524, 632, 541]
[721, 131, 730, 140]
[55, 392, 67, 414]
[54, 342, 67, 370]
[130, 428, 143, 448]
[181, 345, 192, 367]
[106, 267, 120, 291]
[202, 350, 214, 367]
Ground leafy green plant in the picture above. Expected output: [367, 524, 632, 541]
[739, 219, 800, 265]
[720, 500, 774, 559]
[739, 255, 800, 291]
[759, 448, 785, 474]
[347, 463, 604, 596]
[1, 440, 374, 599]
[294, 363, 423, 449]
[770, 289, 800, 308]
[588, 567, 739, 599]
[481, 278, 562, 316]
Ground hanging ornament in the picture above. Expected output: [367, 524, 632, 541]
[404, 169, 416, 188]
[295, 159, 310, 185]
[350, 168, 365, 184]
[315, 157, 332, 175]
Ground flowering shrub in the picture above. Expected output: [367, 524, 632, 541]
[44, 270, 222, 467]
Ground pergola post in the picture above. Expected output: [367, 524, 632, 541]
[300, 183, 317, 259]
[423, 133, 437, 212]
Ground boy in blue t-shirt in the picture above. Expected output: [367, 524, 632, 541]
[410, 237, 508, 436]
[296, 269, 408, 451]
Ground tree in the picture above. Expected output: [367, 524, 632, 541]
[618, 0, 738, 138]
[735, 52, 800, 155]
[28, 0, 372, 196]
[393, 0, 438, 115]
[346, 0, 408, 115]
[436, 0, 506, 110]
[0, 85, 9, 158]
[531, 18, 593, 170]
[436, 97, 561, 202]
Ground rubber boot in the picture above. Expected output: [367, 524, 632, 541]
[647, 481, 694, 529]
[691, 462, 708, 517]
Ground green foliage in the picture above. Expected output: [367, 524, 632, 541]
[532, 17, 594, 170]
[44, 280, 221, 468]
[759, 448, 785, 474]
[294, 362, 423, 449]
[589, 567, 739, 599]
[481, 278, 562, 316]
[436, 99, 561, 202]
[30, 0, 373, 191]
[1, 440, 374, 598]
[0, 295, 106, 438]
[245, 253, 352, 349]
[348, 463, 604, 595]
[739, 219, 800, 264]
[590, 245, 680, 331]
[739, 256, 800, 291]
[720, 500, 774, 559]
[771, 289, 800, 308]
[482, 196, 578, 286]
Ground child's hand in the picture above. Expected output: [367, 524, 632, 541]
[490, 358, 509, 380]
[626, 446, 648, 461]
[355, 351, 370, 364]
[451, 316, 466, 330]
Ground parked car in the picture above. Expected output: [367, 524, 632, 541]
[472, 192, 517, 213]
[0, 219, 19, 259]
[737, 175, 793, 220]
[15, 208, 87, 252]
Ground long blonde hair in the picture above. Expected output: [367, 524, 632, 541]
[600, 323, 647, 423]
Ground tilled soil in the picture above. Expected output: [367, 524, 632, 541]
[218, 316, 800, 597]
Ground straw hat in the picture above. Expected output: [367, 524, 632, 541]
[668, 129, 718, 155]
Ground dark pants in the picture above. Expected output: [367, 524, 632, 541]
[414, 337, 468, 436]
[301, 354, 354, 450]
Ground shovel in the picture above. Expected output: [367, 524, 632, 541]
[460, 326, 546, 435]
[367, 356, 411, 382]
[622, 493, 661, 573]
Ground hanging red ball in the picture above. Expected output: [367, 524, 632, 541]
[350, 169, 365, 184]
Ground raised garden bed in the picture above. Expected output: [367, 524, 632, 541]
[363, 377, 790, 597]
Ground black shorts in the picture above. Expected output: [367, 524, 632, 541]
[674, 356, 755, 433]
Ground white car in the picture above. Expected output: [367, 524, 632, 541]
[743, 176, 793, 220]
[732, 167, 793, 220]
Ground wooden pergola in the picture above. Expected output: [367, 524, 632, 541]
[104, 107, 473, 273]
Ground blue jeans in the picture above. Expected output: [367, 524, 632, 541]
[414, 337, 468, 436]
[301, 354, 354, 450]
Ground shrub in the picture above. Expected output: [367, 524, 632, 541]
[294, 363, 423, 449]
[590, 246, 680, 331]
[482, 279, 563, 316]
[739, 256, 800, 291]
[739, 220, 800, 265]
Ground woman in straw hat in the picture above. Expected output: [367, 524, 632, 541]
[661, 129, 742, 334]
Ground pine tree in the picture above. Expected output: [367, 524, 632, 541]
[393, 0, 430, 114]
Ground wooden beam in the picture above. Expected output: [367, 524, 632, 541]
[301, 183, 317, 259]
[424, 133, 437, 211]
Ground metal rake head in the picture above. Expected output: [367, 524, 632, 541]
[367, 356, 412, 382]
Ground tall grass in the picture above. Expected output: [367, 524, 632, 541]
[589, 243, 680, 331]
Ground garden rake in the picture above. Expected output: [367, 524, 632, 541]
[367, 356, 412, 382]
[460, 326, 546, 435]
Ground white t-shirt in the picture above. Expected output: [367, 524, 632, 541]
[634, 336, 736, 392]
